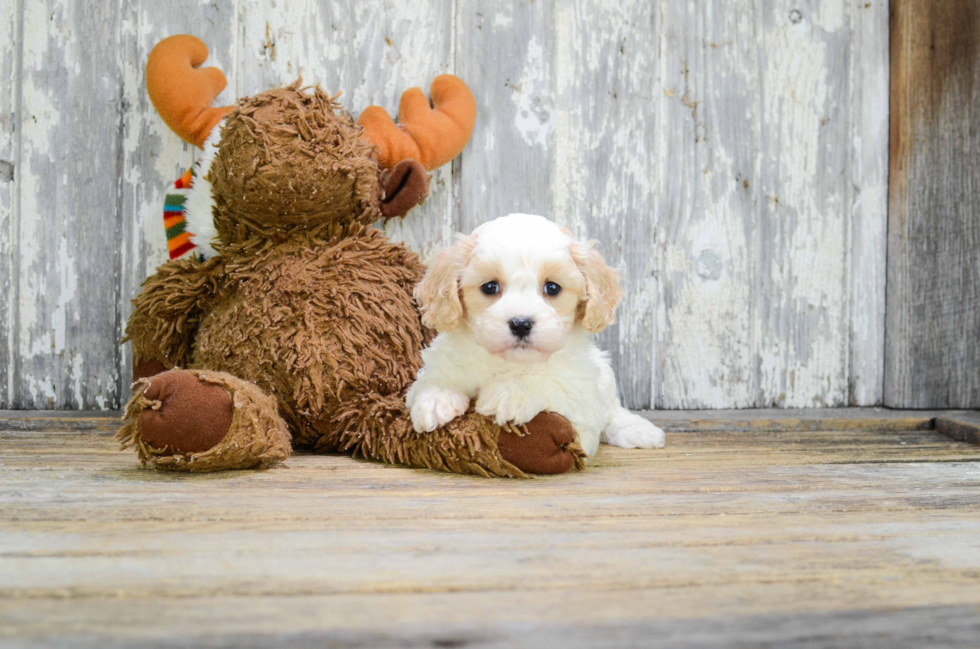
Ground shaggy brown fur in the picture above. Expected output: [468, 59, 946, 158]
[191, 225, 427, 448]
[123, 256, 223, 370]
[119, 80, 582, 477]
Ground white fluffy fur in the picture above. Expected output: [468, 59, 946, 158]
[407, 213, 665, 457]
[182, 120, 224, 260]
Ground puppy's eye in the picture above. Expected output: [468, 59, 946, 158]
[481, 281, 500, 296]
[544, 282, 562, 296]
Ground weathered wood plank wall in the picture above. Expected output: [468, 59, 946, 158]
[886, 0, 980, 408]
[1, 0, 891, 410]
[5, 0, 130, 410]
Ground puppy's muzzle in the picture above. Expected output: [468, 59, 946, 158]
[509, 317, 534, 340]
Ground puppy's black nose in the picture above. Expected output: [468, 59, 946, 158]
[509, 317, 534, 339]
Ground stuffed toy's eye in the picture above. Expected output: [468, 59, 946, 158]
[481, 281, 500, 296]
[544, 282, 562, 296]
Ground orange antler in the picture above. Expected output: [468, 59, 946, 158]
[358, 75, 477, 171]
[146, 35, 233, 148]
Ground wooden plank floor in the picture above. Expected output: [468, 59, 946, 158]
[2, 411, 980, 648]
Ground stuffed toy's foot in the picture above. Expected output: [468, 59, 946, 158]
[116, 369, 291, 472]
[497, 412, 587, 475]
[318, 393, 583, 478]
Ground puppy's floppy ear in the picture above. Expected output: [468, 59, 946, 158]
[569, 239, 624, 333]
[415, 235, 476, 331]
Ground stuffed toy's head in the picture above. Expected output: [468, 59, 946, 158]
[147, 35, 475, 258]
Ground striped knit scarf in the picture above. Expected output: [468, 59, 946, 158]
[163, 167, 203, 261]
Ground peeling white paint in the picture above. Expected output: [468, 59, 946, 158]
[812, 0, 847, 33]
[18, 0, 68, 402]
[552, 4, 588, 232]
[51, 233, 78, 353]
[755, 0, 849, 407]
[512, 38, 554, 149]
[0, 0, 18, 403]
[492, 7, 513, 29]
[848, 0, 888, 405]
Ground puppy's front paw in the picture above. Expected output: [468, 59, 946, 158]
[604, 411, 666, 449]
[475, 381, 544, 426]
[410, 389, 470, 433]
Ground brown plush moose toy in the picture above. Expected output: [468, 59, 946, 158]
[117, 35, 585, 476]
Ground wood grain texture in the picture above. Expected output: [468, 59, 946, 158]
[454, 0, 557, 233]
[0, 406, 954, 433]
[0, 0, 18, 407]
[2, 417, 980, 646]
[655, 0, 760, 408]
[755, 0, 852, 408]
[656, 0, 888, 409]
[885, 0, 980, 408]
[0, 406, 953, 433]
[0, 410, 121, 431]
[12, 0, 125, 409]
[2, 1, 893, 410]
[848, 0, 889, 405]
[642, 406, 942, 432]
[3, 603, 979, 649]
[935, 412, 980, 446]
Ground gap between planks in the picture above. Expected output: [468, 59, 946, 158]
[1, 408, 979, 442]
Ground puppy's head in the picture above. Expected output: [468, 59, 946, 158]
[415, 213, 623, 363]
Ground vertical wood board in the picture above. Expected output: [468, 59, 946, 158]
[848, 0, 889, 406]
[885, 0, 980, 408]
[655, 0, 761, 408]
[754, 0, 851, 408]
[0, 0, 18, 405]
[13, 0, 125, 408]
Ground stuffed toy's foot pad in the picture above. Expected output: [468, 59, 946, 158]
[497, 411, 586, 475]
[137, 369, 233, 454]
[118, 369, 291, 472]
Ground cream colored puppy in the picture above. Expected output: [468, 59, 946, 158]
[406, 213, 665, 457]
